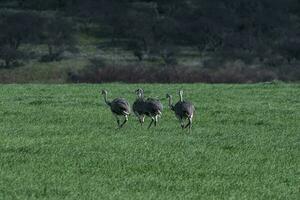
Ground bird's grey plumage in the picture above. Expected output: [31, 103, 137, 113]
[166, 90, 195, 131]
[101, 90, 130, 128]
[174, 101, 194, 118]
[111, 98, 131, 115]
[146, 98, 163, 116]
[133, 88, 163, 128]
[132, 88, 146, 125]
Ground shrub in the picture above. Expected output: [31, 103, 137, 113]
[69, 59, 297, 83]
[39, 13, 77, 62]
[0, 45, 23, 68]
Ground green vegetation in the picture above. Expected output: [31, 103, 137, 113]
[0, 83, 299, 199]
[1, 0, 300, 83]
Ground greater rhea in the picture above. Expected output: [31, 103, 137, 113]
[132, 88, 146, 125]
[166, 90, 195, 131]
[133, 88, 163, 129]
[101, 90, 131, 128]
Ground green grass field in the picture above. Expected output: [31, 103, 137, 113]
[0, 83, 299, 199]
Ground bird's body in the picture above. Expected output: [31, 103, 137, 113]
[101, 90, 130, 128]
[133, 89, 163, 128]
[132, 94, 146, 125]
[110, 98, 131, 116]
[167, 90, 195, 131]
[145, 98, 163, 117]
[173, 100, 194, 120]
[146, 98, 163, 114]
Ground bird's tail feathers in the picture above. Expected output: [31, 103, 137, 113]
[184, 111, 193, 118]
[157, 110, 162, 116]
[123, 110, 130, 115]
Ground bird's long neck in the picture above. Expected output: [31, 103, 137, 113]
[168, 96, 174, 110]
[103, 93, 111, 106]
[137, 91, 144, 100]
[179, 93, 183, 102]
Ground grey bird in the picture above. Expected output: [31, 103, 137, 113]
[145, 96, 163, 129]
[101, 89, 131, 128]
[133, 88, 163, 129]
[132, 88, 146, 125]
[166, 90, 195, 131]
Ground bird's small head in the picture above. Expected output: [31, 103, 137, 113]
[101, 90, 108, 95]
[135, 88, 144, 97]
[135, 88, 143, 94]
[166, 94, 172, 98]
[179, 90, 184, 96]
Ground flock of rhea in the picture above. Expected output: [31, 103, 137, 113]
[101, 89, 195, 131]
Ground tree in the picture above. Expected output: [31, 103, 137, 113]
[0, 10, 42, 67]
[39, 14, 77, 62]
[17, 0, 69, 10]
[0, 10, 42, 48]
[0, 45, 22, 68]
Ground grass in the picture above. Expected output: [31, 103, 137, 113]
[0, 83, 299, 199]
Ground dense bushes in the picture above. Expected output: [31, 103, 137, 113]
[67, 60, 300, 83]
[1, 0, 300, 83]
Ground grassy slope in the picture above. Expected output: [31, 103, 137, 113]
[0, 83, 299, 199]
[0, 34, 204, 83]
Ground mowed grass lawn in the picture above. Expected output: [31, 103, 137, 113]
[0, 83, 299, 200]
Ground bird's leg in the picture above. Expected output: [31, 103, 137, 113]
[139, 115, 145, 126]
[154, 115, 158, 126]
[180, 118, 184, 129]
[148, 117, 154, 129]
[184, 119, 190, 129]
[142, 115, 145, 123]
[137, 114, 141, 125]
[189, 117, 193, 130]
[120, 115, 128, 128]
[185, 117, 193, 132]
[114, 114, 120, 128]
[136, 113, 143, 126]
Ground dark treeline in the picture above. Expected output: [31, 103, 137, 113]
[0, 0, 300, 82]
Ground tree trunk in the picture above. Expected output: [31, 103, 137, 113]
[5, 59, 11, 68]
[142, 38, 148, 52]
[48, 44, 53, 56]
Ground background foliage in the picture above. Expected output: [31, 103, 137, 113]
[0, 0, 300, 82]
